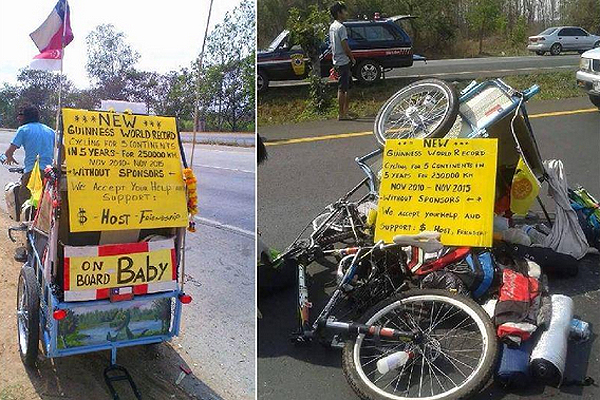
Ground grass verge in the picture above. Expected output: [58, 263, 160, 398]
[0, 385, 25, 400]
[258, 70, 584, 126]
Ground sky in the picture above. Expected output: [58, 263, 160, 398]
[0, 0, 245, 88]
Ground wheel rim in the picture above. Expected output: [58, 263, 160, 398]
[353, 294, 489, 400]
[257, 74, 264, 91]
[552, 44, 560, 54]
[361, 63, 379, 82]
[17, 276, 29, 355]
[379, 84, 452, 141]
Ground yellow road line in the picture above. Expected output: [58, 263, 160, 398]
[527, 108, 597, 119]
[265, 107, 598, 147]
[265, 131, 372, 146]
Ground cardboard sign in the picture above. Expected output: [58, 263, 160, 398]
[63, 239, 177, 302]
[62, 108, 188, 232]
[375, 138, 498, 247]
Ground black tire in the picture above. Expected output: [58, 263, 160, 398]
[589, 94, 600, 109]
[594, 41, 600, 49]
[258, 70, 269, 93]
[536, 51, 545, 56]
[342, 289, 498, 400]
[17, 265, 40, 367]
[374, 79, 459, 148]
[550, 43, 562, 56]
[355, 60, 382, 85]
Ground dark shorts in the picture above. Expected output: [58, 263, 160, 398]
[337, 63, 351, 92]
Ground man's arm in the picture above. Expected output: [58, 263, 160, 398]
[342, 39, 355, 65]
[3, 144, 18, 165]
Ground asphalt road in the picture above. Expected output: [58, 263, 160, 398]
[270, 54, 581, 87]
[257, 97, 600, 400]
[0, 133, 256, 400]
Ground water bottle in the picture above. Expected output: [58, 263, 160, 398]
[502, 228, 531, 246]
[521, 225, 547, 245]
[376, 350, 412, 375]
[569, 319, 591, 342]
[535, 223, 551, 235]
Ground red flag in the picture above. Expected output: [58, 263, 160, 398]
[29, 0, 73, 71]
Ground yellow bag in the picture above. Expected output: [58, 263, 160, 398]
[27, 157, 43, 207]
[510, 157, 540, 216]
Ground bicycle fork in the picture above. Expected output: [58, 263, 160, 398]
[297, 263, 311, 336]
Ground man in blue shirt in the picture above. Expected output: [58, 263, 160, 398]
[3, 104, 55, 201]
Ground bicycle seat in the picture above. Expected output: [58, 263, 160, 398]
[393, 231, 443, 253]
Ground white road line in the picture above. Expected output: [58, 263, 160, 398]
[195, 164, 255, 174]
[272, 65, 577, 87]
[194, 216, 254, 238]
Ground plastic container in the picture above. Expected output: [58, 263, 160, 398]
[521, 225, 548, 245]
[502, 228, 532, 246]
[376, 350, 412, 375]
[569, 318, 591, 342]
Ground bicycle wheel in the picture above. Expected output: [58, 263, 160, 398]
[342, 289, 497, 400]
[374, 79, 459, 148]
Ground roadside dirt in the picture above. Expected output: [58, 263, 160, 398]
[0, 212, 202, 400]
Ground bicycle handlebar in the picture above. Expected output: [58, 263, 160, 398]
[8, 167, 24, 174]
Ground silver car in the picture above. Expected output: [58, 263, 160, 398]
[576, 48, 600, 108]
[527, 27, 600, 56]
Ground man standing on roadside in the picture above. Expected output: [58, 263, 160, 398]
[329, 1, 356, 121]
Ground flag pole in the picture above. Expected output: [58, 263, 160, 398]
[190, 0, 214, 167]
[55, 0, 69, 131]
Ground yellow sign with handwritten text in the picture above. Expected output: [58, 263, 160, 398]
[375, 138, 498, 247]
[62, 108, 188, 232]
[64, 240, 175, 295]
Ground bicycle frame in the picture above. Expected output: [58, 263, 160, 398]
[289, 78, 546, 345]
[294, 241, 417, 343]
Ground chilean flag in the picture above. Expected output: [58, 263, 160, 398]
[29, 0, 73, 71]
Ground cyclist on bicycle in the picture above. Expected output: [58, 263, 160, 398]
[2, 104, 55, 201]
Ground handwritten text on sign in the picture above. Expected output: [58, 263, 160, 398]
[375, 138, 498, 247]
[65, 241, 176, 292]
[62, 109, 188, 232]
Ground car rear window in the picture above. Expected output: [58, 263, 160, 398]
[539, 28, 557, 35]
[349, 25, 396, 41]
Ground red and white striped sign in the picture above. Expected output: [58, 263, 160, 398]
[63, 238, 178, 302]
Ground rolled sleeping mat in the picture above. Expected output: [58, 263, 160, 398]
[530, 294, 574, 386]
[496, 339, 535, 389]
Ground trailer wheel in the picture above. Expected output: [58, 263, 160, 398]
[17, 264, 40, 367]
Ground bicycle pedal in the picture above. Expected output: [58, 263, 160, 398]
[330, 335, 345, 349]
[290, 331, 313, 345]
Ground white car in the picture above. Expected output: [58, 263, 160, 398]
[528, 27, 600, 56]
[577, 48, 600, 108]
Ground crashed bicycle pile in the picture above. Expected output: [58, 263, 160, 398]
[263, 78, 598, 400]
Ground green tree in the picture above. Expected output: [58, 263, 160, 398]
[286, 5, 330, 111]
[0, 84, 19, 128]
[564, 0, 600, 34]
[85, 24, 140, 100]
[467, 0, 503, 54]
[200, 0, 255, 131]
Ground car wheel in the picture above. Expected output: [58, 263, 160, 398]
[356, 60, 381, 85]
[550, 43, 562, 56]
[589, 94, 600, 109]
[536, 51, 545, 56]
[594, 41, 600, 49]
[257, 70, 269, 93]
